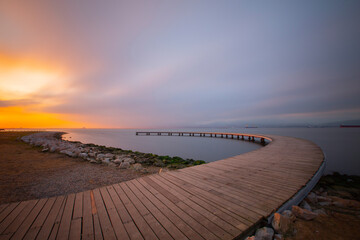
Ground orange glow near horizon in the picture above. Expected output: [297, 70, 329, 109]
[0, 54, 95, 128]
[0, 107, 90, 128]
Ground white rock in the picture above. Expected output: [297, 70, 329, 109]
[113, 159, 123, 164]
[102, 158, 111, 163]
[79, 153, 88, 159]
[255, 227, 274, 240]
[104, 153, 114, 159]
[123, 158, 135, 164]
[132, 163, 143, 171]
[96, 154, 105, 160]
[119, 162, 130, 169]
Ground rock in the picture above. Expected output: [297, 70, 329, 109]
[329, 196, 360, 209]
[300, 200, 312, 211]
[272, 213, 292, 234]
[274, 234, 283, 240]
[42, 148, 49, 152]
[96, 153, 105, 160]
[79, 153, 88, 159]
[113, 159, 123, 164]
[313, 208, 327, 215]
[317, 196, 331, 202]
[282, 210, 296, 221]
[245, 236, 255, 240]
[89, 159, 98, 164]
[119, 162, 131, 169]
[255, 227, 274, 240]
[123, 158, 135, 164]
[104, 153, 114, 159]
[49, 146, 58, 152]
[318, 201, 331, 206]
[88, 152, 96, 157]
[306, 192, 317, 204]
[132, 163, 143, 171]
[292, 205, 318, 220]
[102, 158, 111, 163]
[60, 150, 76, 157]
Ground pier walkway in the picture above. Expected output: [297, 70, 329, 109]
[0, 132, 324, 240]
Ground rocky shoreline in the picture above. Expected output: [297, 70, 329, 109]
[21, 132, 206, 173]
[246, 173, 360, 240]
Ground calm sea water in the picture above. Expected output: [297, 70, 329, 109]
[61, 128, 360, 175]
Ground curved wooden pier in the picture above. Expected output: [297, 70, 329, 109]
[0, 132, 324, 240]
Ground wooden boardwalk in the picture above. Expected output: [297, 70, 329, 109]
[0, 132, 324, 240]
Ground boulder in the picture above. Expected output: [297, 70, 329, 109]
[123, 158, 135, 164]
[96, 154, 105, 160]
[102, 158, 111, 164]
[282, 210, 296, 221]
[272, 213, 292, 234]
[292, 206, 318, 220]
[104, 153, 114, 159]
[274, 234, 283, 240]
[132, 163, 143, 171]
[329, 196, 360, 209]
[60, 150, 76, 157]
[313, 208, 327, 215]
[300, 200, 312, 211]
[255, 227, 274, 240]
[79, 153, 88, 159]
[113, 159, 123, 164]
[317, 196, 331, 202]
[42, 148, 49, 152]
[306, 192, 317, 204]
[119, 162, 131, 169]
[245, 237, 255, 240]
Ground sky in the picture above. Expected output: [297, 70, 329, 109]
[0, 1, 360, 128]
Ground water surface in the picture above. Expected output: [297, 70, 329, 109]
[62, 128, 360, 175]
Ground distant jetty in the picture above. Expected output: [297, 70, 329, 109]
[340, 124, 360, 128]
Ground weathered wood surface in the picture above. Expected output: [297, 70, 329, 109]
[0, 133, 324, 240]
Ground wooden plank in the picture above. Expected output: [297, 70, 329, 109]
[0, 205, 9, 215]
[121, 181, 173, 240]
[99, 187, 129, 240]
[158, 173, 258, 225]
[23, 197, 56, 240]
[153, 174, 249, 231]
[112, 184, 158, 240]
[73, 192, 83, 220]
[127, 180, 200, 240]
[57, 194, 76, 240]
[0, 203, 19, 226]
[92, 189, 117, 239]
[136, 178, 217, 240]
[69, 218, 82, 240]
[149, 175, 241, 237]
[10, 198, 47, 240]
[143, 176, 233, 240]
[47, 195, 67, 240]
[0, 201, 28, 234]
[3, 199, 38, 235]
[82, 191, 94, 240]
[35, 196, 65, 240]
[105, 186, 143, 240]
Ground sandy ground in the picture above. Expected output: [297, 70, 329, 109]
[0, 131, 153, 205]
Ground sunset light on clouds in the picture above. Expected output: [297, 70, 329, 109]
[1, 1, 360, 128]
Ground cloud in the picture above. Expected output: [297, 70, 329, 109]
[0, 1, 360, 127]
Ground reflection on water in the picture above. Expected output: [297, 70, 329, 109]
[62, 128, 360, 175]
